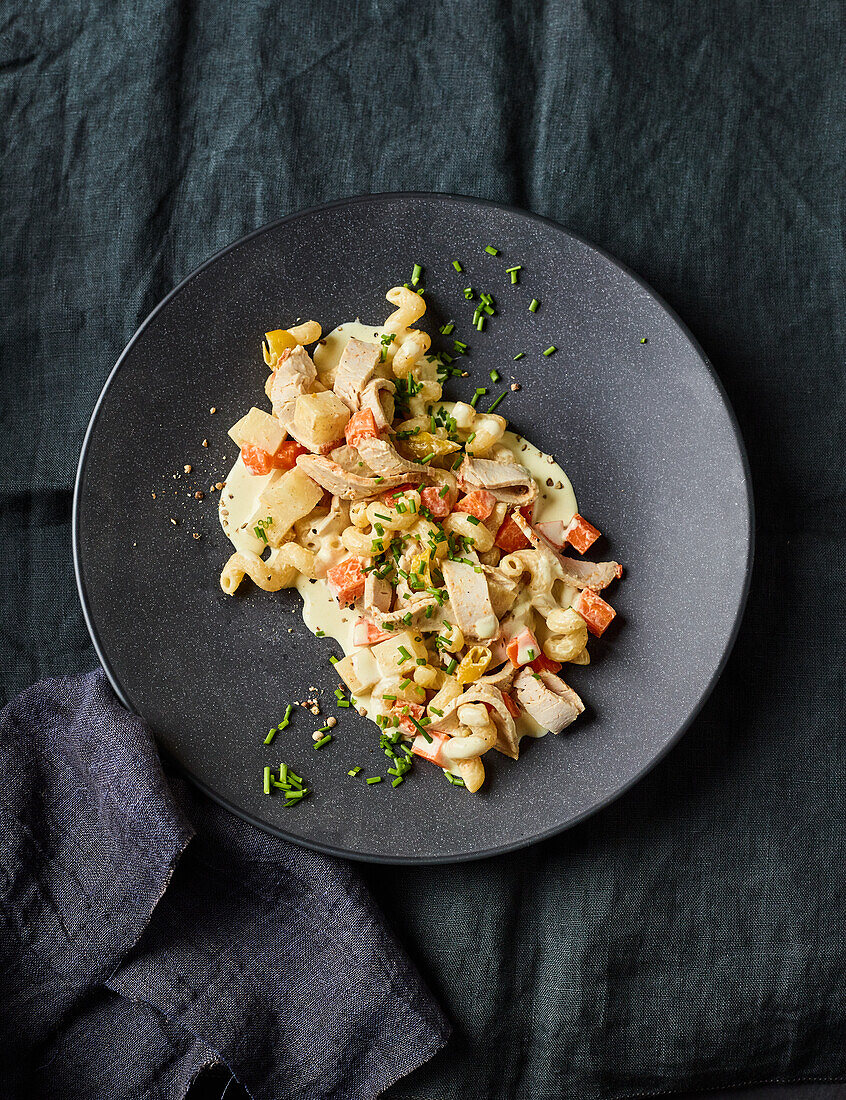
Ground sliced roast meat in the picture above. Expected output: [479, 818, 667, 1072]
[441, 559, 499, 642]
[333, 338, 385, 410]
[513, 667, 584, 733]
[295, 454, 418, 500]
[458, 456, 538, 506]
[359, 378, 396, 432]
[363, 573, 393, 613]
[270, 346, 317, 423]
[354, 435, 436, 480]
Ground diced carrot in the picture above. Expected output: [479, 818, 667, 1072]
[506, 627, 540, 668]
[530, 653, 562, 674]
[420, 485, 454, 518]
[240, 442, 306, 475]
[495, 505, 535, 552]
[352, 618, 391, 647]
[392, 701, 425, 737]
[564, 513, 601, 554]
[326, 557, 367, 607]
[573, 588, 616, 637]
[241, 444, 276, 475]
[381, 482, 415, 504]
[345, 408, 380, 449]
[273, 441, 308, 470]
[412, 729, 451, 766]
[501, 692, 521, 719]
[453, 489, 496, 521]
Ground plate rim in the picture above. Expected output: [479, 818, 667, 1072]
[72, 191, 755, 864]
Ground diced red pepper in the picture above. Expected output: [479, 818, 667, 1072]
[411, 728, 451, 766]
[381, 482, 415, 504]
[241, 442, 306, 475]
[530, 653, 562, 674]
[453, 489, 496, 521]
[573, 588, 616, 637]
[352, 618, 392, 647]
[420, 485, 454, 518]
[563, 513, 601, 554]
[326, 557, 367, 607]
[506, 627, 540, 668]
[495, 505, 535, 552]
[345, 408, 380, 449]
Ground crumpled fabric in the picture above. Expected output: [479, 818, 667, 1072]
[0, 671, 449, 1099]
[1, 1, 845, 1098]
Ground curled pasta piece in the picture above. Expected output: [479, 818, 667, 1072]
[262, 321, 321, 366]
[365, 500, 417, 532]
[436, 621, 464, 653]
[444, 512, 495, 553]
[543, 606, 589, 662]
[220, 549, 298, 595]
[349, 501, 371, 529]
[384, 286, 426, 335]
[466, 414, 506, 456]
[287, 320, 321, 345]
[455, 646, 492, 685]
[341, 525, 374, 556]
[275, 541, 317, 579]
[392, 330, 431, 378]
[454, 757, 485, 793]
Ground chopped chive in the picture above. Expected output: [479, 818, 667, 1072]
[329, 655, 339, 665]
[453, 340, 468, 353]
[543, 345, 557, 356]
[397, 646, 412, 664]
[280, 763, 288, 786]
[467, 515, 480, 526]
[513, 351, 525, 360]
[440, 321, 455, 335]
[640, 337, 648, 344]
[484, 245, 499, 255]
[430, 706, 444, 717]
[439, 484, 449, 498]
[416, 657, 426, 665]
[254, 526, 268, 542]
[279, 704, 293, 729]
[464, 287, 474, 299]
[490, 369, 501, 382]
[348, 766, 361, 776]
[391, 776, 404, 787]
[452, 260, 463, 272]
[313, 734, 333, 749]
[486, 393, 506, 413]
[529, 298, 540, 312]
[264, 727, 278, 745]
[263, 766, 271, 795]
[476, 316, 485, 331]
[445, 657, 458, 675]
[366, 776, 382, 785]
[315, 629, 325, 637]
[411, 263, 423, 286]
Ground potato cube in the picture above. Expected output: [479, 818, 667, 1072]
[228, 407, 287, 454]
[335, 649, 380, 695]
[371, 630, 428, 680]
[257, 466, 323, 546]
[293, 391, 351, 450]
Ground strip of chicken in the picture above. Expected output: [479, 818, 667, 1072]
[458, 455, 538, 505]
[295, 454, 418, 500]
[513, 667, 584, 734]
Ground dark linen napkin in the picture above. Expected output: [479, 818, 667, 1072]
[0, 670, 449, 1099]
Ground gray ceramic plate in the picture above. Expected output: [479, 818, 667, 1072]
[73, 193, 752, 864]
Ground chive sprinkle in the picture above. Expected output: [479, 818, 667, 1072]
[529, 298, 540, 312]
[463, 287, 474, 299]
[486, 393, 506, 413]
[452, 260, 463, 272]
[640, 337, 648, 344]
[476, 316, 485, 331]
[440, 321, 455, 335]
[264, 727, 278, 745]
[411, 263, 423, 286]
[348, 767, 361, 776]
[263, 766, 271, 795]
[543, 345, 556, 356]
[313, 734, 333, 749]
[490, 369, 501, 382]
[279, 704, 293, 729]
[467, 515, 480, 526]
[366, 776, 382, 784]
[513, 351, 525, 360]
[484, 245, 499, 255]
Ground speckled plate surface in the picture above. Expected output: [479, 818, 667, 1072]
[73, 193, 752, 864]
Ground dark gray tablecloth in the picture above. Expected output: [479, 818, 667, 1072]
[2, 1, 844, 1097]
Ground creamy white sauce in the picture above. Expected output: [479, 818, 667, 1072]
[221, 322, 580, 738]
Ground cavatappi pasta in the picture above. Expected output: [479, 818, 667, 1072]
[218, 288, 624, 792]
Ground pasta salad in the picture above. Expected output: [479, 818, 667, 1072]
[218, 286, 622, 792]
